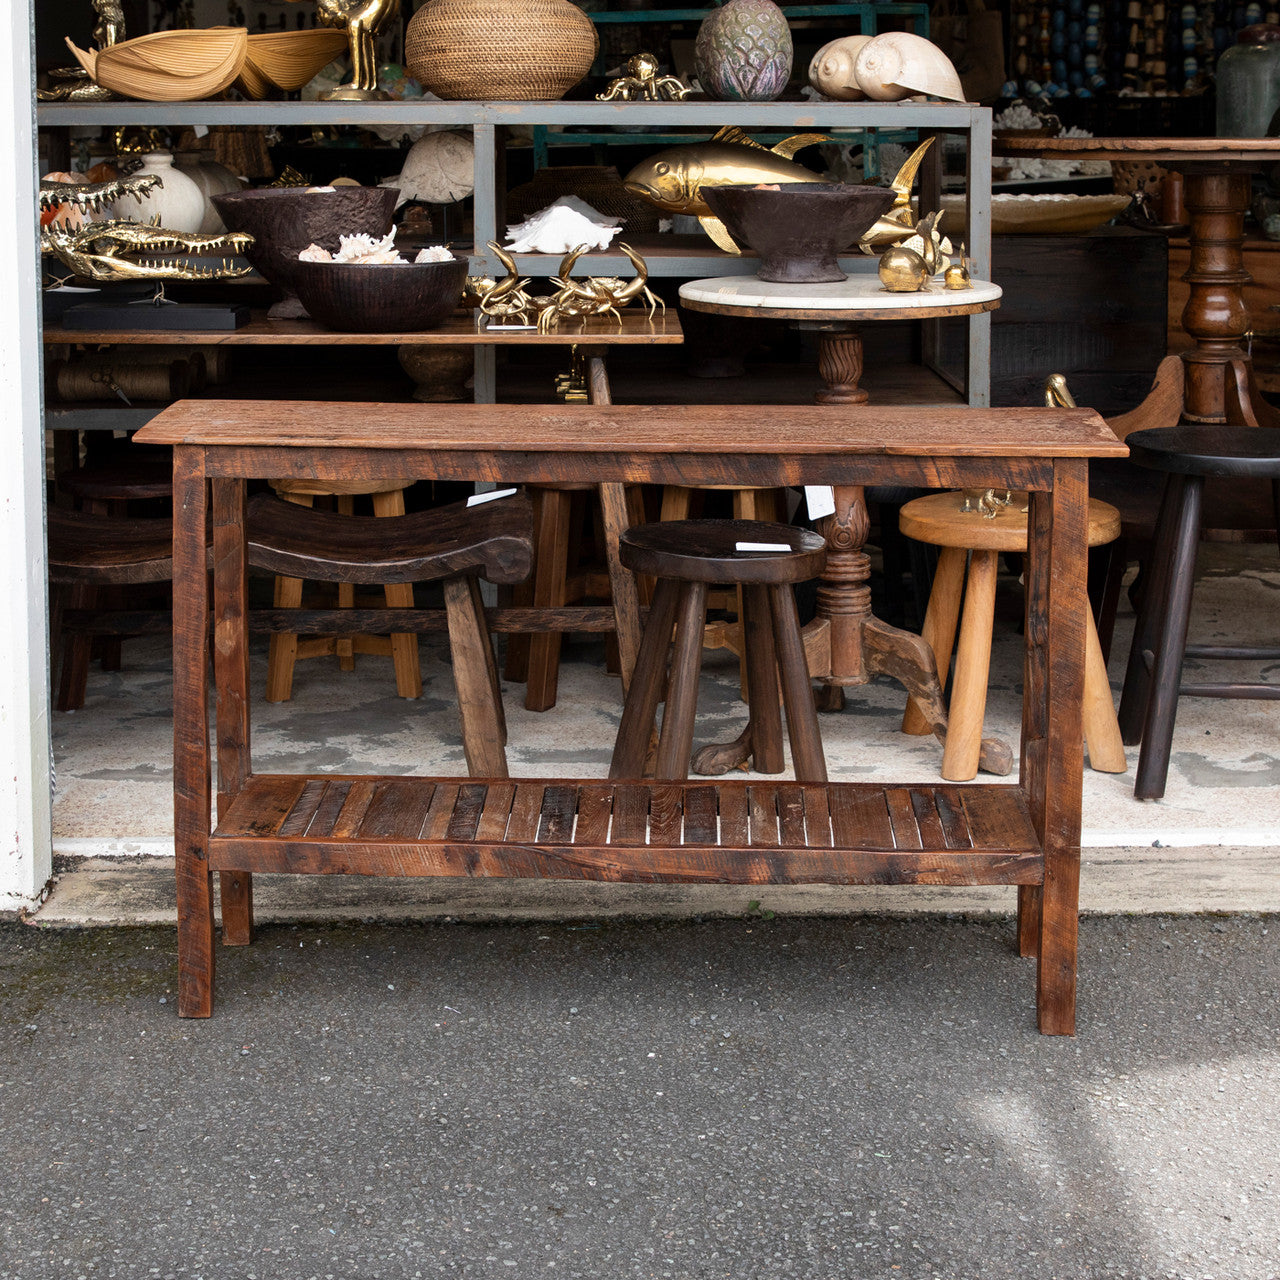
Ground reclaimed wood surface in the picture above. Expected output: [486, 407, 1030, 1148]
[994, 136, 1280, 165]
[44, 311, 684, 347]
[137, 401, 1125, 459]
[211, 775, 1043, 885]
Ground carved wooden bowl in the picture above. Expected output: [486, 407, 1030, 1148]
[701, 182, 898, 283]
[291, 255, 470, 333]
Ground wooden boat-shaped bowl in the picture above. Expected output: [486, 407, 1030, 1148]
[66, 27, 248, 102]
[236, 28, 349, 100]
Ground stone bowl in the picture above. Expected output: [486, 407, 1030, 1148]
[700, 182, 898, 283]
[290, 255, 470, 333]
[210, 186, 399, 310]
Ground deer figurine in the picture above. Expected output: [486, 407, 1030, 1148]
[313, 0, 401, 98]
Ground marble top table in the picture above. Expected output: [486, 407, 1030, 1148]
[679, 274, 1002, 404]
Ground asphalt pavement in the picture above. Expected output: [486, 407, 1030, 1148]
[1, 913, 1277, 1280]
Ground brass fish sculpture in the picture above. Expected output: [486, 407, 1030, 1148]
[623, 126, 831, 254]
[858, 137, 936, 253]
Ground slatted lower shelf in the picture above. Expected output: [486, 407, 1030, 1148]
[211, 776, 1043, 886]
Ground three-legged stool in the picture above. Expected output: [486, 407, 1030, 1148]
[899, 489, 1128, 782]
[1118, 426, 1280, 800]
[609, 519, 827, 782]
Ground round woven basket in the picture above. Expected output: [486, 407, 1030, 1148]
[405, 0, 599, 101]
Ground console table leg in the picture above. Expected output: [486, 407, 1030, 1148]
[174, 451, 215, 1018]
[814, 327, 869, 405]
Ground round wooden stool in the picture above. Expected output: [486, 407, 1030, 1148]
[1118, 426, 1280, 800]
[609, 519, 827, 782]
[899, 490, 1127, 782]
[267, 478, 420, 702]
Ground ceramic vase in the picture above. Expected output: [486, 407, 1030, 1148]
[175, 152, 242, 234]
[110, 151, 207, 234]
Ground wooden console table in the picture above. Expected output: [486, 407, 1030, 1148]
[135, 400, 1125, 1034]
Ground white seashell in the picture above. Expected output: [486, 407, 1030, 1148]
[414, 246, 455, 263]
[503, 198, 621, 255]
[298, 243, 332, 262]
[853, 33, 965, 103]
[381, 131, 475, 208]
[808, 35, 872, 101]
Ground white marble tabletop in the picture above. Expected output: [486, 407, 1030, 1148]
[679, 274, 1002, 319]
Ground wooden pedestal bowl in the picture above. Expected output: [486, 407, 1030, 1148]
[701, 182, 898, 283]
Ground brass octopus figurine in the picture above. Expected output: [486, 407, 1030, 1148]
[597, 53, 693, 102]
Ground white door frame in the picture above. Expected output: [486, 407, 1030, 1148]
[0, 0, 54, 912]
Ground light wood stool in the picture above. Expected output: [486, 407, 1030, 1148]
[267, 479, 421, 702]
[899, 489, 1127, 782]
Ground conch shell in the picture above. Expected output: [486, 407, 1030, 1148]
[853, 32, 965, 103]
[808, 35, 872, 101]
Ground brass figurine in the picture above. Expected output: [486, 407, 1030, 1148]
[1044, 372, 1077, 409]
[624, 126, 831, 254]
[857, 137, 936, 253]
[469, 241, 663, 333]
[312, 0, 401, 100]
[878, 244, 929, 292]
[597, 53, 692, 102]
[944, 240, 972, 290]
[38, 0, 123, 100]
[43, 218, 254, 283]
[959, 488, 1015, 519]
[40, 173, 161, 222]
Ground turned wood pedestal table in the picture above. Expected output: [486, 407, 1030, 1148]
[135, 399, 1124, 1034]
[995, 137, 1280, 432]
[678, 275, 1009, 773]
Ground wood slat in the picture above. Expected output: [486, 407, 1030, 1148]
[647, 784, 683, 848]
[419, 783, 460, 840]
[778, 785, 807, 848]
[933, 788, 973, 848]
[748, 786, 779, 848]
[885, 788, 922, 849]
[716, 788, 746, 849]
[963, 785, 1038, 849]
[330, 781, 377, 839]
[446, 783, 489, 842]
[682, 786, 719, 847]
[360, 779, 437, 841]
[308, 780, 352, 838]
[277, 779, 327, 838]
[217, 775, 306, 838]
[475, 782, 516, 843]
[802, 785, 832, 848]
[829, 787, 894, 849]
[539, 785, 579, 844]
[573, 786, 614, 847]
[909, 789, 948, 850]
[610, 784, 649, 847]
[505, 784, 545, 842]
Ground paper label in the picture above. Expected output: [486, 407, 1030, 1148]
[735, 541, 791, 553]
[466, 487, 517, 507]
[193, 124, 209, 138]
[805, 486, 835, 519]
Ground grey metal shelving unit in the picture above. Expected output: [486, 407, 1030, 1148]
[37, 99, 993, 404]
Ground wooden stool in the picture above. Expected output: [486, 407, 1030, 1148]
[1118, 426, 1280, 800]
[266, 479, 421, 702]
[247, 490, 534, 778]
[899, 489, 1127, 782]
[47, 508, 175, 712]
[609, 519, 827, 782]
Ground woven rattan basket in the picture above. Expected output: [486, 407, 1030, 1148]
[405, 0, 599, 101]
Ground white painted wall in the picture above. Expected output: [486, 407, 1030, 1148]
[0, 0, 54, 911]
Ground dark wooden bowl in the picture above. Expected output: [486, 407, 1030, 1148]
[290, 255, 470, 333]
[700, 182, 898, 283]
[210, 186, 399, 297]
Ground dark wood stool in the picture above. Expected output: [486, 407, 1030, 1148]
[246, 490, 534, 778]
[1118, 425, 1280, 800]
[47, 508, 175, 711]
[609, 519, 827, 782]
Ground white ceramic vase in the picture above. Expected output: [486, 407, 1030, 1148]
[175, 152, 243, 234]
[110, 151, 207, 233]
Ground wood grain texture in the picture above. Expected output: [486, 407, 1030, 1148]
[209, 776, 1043, 885]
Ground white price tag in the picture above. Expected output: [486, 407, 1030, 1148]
[735, 541, 791, 553]
[193, 124, 209, 139]
[805, 485, 835, 519]
[466, 487, 517, 507]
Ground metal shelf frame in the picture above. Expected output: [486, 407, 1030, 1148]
[38, 99, 992, 404]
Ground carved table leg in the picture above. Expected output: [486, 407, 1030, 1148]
[814, 325, 869, 405]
